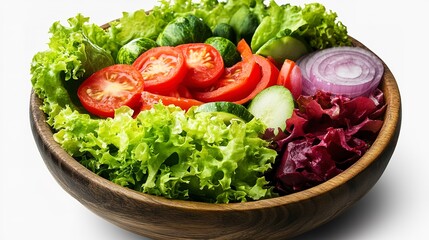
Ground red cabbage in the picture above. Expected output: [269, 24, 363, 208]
[266, 89, 386, 195]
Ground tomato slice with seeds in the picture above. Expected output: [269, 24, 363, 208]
[77, 64, 144, 118]
[192, 40, 261, 102]
[132, 46, 187, 93]
[177, 43, 224, 89]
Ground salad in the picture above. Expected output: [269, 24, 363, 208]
[31, 0, 386, 203]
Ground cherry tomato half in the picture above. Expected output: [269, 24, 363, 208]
[177, 43, 224, 89]
[277, 59, 303, 99]
[140, 91, 203, 111]
[192, 40, 261, 102]
[77, 64, 145, 118]
[132, 46, 187, 93]
[234, 54, 279, 105]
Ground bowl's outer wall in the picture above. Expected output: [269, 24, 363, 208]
[30, 38, 401, 240]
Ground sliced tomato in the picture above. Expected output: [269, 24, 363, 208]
[141, 91, 203, 111]
[177, 43, 224, 89]
[234, 55, 279, 105]
[132, 46, 187, 93]
[192, 40, 261, 102]
[77, 64, 144, 118]
[277, 59, 303, 99]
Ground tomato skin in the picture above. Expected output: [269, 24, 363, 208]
[277, 59, 303, 99]
[234, 55, 279, 105]
[140, 91, 203, 111]
[191, 40, 261, 102]
[77, 64, 145, 118]
[177, 43, 224, 89]
[132, 46, 187, 93]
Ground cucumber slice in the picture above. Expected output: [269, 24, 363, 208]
[196, 102, 254, 123]
[247, 85, 294, 131]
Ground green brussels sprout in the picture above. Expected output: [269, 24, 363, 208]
[157, 14, 212, 46]
[205, 37, 241, 67]
[116, 37, 158, 64]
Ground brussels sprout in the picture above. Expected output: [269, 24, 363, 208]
[116, 37, 158, 64]
[229, 5, 260, 44]
[212, 23, 237, 43]
[205, 37, 241, 67]
[157, 14, 212, 46]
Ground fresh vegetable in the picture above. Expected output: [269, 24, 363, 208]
[132, 46, 187, 93]
[156, 14, 212, 46]
[229, 5, 260, 44]
[248, 85, 295, 132]
[196, 101, 254, 123]
[256, 36, 310, 64]
[296, 46, 384, 98]
[212, 23, 237, 43]
[277, 59, 303, 100]
[77, 64, 145, 118]
[269, 90, 386, 194]
[177, 43, 224, 88]
[30, 0, 381, 203]
[116, 37, 158, 64]
[192, 39, 261, 102]
[234, 54, 278, 105]
[251, 2, 351, 52]
[205, 37, 241, 67]
[140, 91, 203, 111]
[52, 104, 277, 203]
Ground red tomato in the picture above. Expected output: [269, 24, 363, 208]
[177, 43, 224, 89]
[277, 59, 303, 99]
[234, 55, 279, 105]
[132, 46, 187, 93]
[140, 91, 203, 111]
[192, 40, 261, 102]
[77, 64, 145, 118]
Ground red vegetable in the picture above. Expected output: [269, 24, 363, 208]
[297, 47, 384, 98]
[132, 46, 187, 93]
[266, 89, 386, 194]
[77, 64, 145, 118]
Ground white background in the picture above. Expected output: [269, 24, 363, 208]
[0, 0, 426, 239]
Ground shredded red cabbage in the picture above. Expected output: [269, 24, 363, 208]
[265, 89, 386, 194]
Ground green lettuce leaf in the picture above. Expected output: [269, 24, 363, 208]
[52, 104, 277, 203]
[251, 1, 351, 52]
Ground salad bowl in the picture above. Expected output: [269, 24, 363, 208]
[30, 36, 401, 239]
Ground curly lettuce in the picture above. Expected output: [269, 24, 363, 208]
[52, 105, 277, 203]
[251, 1, 351, 52]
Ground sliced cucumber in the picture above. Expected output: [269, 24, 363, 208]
[196, 102, 254, 123]
[247, 85, 294, 131]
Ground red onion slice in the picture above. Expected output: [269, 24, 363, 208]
[297, 47, 384, 98]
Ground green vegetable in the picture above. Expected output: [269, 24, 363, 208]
[205, 37, 241, 67]
[256, 36, 310, 64]
[116, 37, 158, 64]
[30, 0, 352, 204]
[156, 14, 212, 46]
[248, 85, 295, 132]
[196, 101, 255, 123]
[251, 2, 351, 52]
[52, 104, 277, 203]
[229, 5, 260, 44]
[212, 23, 237, 43]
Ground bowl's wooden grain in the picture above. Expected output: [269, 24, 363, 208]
[30, 37, 401, 240]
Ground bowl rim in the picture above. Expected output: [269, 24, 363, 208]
[30, 36, 401, 212]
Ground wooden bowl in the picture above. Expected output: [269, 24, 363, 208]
[30, 37, 401, 240]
